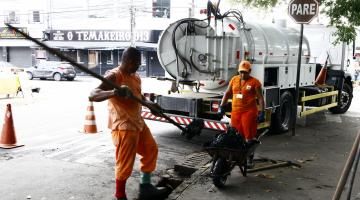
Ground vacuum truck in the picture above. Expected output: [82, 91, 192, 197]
[141, 6, 353, 134]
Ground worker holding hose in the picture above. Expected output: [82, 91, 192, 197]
[218, 60, 265, 168]
[89, 47, 169, 200]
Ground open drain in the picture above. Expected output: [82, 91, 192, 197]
[157, 151, 212, 199]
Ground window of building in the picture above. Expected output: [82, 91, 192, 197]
[141, 51, 146, 66]
[152, 0, 170, 18]
[137, 51, 147, 77]
[5, 11, 19, 24]
[106, 51, 114, 65]
[61, 49, 77, 62]
[35, 50, 46, 59]
[118, 51, 122, 64]
[29, 10, 43, 24]
[33, 11, 40, 23]
[88, 50, 99, 68]
[77, 50, 85, 63]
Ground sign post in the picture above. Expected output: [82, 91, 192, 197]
[288, 0, 319, 136]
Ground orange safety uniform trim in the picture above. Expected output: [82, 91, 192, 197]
[107, 68, 145, 131]
[112, 125, 158, 181]
[229, 76, 261, 140]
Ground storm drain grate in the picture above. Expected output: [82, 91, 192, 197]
[174, 152, 211, 176]
[156, 151, 212, 200]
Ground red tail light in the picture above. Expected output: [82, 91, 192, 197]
[211, 101, 220, 112]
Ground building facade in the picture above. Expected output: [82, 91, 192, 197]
[0, 0, 201, 76]
[45, 29, 163, 76]
[0, 0, 46, 68]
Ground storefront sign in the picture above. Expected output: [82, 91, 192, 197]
[0, 27, 27, 39]
[49, 30, 160, 42]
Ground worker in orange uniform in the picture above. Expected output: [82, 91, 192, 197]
[89, 47, 169, 200]
[218, 60, 265, 167]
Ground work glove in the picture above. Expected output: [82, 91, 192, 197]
[217, 105, 225, 116]
[257, 111, 265, 123]
[146, 101, 163, 117]
[114, 85, 133, 97]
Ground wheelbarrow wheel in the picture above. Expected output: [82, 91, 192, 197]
[212, 158, 229, 188]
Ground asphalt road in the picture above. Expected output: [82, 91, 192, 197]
[0, 76, 359, 200]
[0, 76, 214, 200]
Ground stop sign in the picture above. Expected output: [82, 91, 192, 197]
[288, 0, 319, 24]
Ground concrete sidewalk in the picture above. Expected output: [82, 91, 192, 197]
[168, 111, 360, 200]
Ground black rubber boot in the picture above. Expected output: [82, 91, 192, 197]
[138, 183, 170, 200]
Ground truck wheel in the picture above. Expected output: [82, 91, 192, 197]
[329, 83, 353, 114]
[271, 91, 294, 133]
[212, 158, 228, 188]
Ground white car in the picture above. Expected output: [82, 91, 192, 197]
[26, 61, 76, 81]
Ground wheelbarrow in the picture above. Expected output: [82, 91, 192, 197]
[204, 129, 267, 188]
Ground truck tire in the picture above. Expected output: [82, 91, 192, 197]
[271, 91, 294, 133]
[329, 83, 352, 114]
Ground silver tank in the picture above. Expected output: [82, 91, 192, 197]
[157, 18, 310, 90]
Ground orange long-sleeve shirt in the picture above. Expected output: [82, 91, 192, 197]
[107, 68, 145, 131]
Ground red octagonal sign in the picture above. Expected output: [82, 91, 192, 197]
[288, 0, 319, 24]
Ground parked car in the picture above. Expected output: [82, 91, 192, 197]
[0, 61, 25, 74]
[26, 61, 76, 81]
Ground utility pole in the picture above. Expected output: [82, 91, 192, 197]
[130, 0, 135, 47]
[86, 0, 90, 18]
[189, 0, 195, 17]
[47, 0, 53, 29]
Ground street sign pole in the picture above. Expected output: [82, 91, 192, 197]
[292, 23, 304, 136]
[288, 0, 319, 136]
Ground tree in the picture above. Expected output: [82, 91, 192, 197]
[227, 0, 360, 44]
[323, 0, 360, 44]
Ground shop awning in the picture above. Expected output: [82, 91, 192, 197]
[0, 39, 37, 47]
[43, 41, 157, 50]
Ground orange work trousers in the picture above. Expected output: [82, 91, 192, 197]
[231, 108, 258, 140]
[111, 125, 158, 181]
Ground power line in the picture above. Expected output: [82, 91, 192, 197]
[0, 4, 196, 17]
[0, 6, 130, 17]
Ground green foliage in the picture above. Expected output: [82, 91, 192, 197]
[229, 0, 279, 9]
[226, 0, 360, 43]
[323, 0, 360, 44]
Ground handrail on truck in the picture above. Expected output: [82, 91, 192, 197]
[298, 86, 339, 117]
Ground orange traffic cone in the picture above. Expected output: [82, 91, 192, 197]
[315, 55, 329, 85]
[83, 101, 98, 134]
[315, 66, 327, 85]
[0, 104, 24, 149]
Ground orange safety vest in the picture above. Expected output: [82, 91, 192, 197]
[229, 76, 261, 112]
